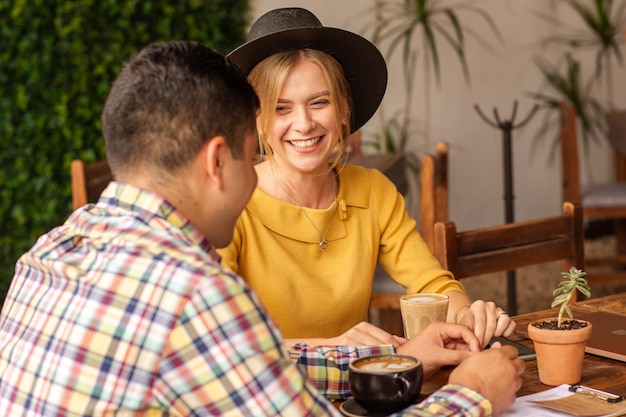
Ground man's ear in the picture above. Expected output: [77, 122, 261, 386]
[201, 136, 227, 190]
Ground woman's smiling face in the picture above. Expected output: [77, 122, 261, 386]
[268, 57, 340, 174]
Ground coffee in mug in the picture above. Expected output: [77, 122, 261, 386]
[349, 354, 423, 414]
[353, 355, 417, 372]
[400, 293, 449, 338]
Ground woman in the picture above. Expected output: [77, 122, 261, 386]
[221, 7, 514, 348]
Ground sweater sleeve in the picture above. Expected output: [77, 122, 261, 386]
[367, 169, 465, 295]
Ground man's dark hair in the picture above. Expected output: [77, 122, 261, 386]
[102, 41, 259, 176]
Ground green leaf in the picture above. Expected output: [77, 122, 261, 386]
[373, 0, 502, 86]
[0, 0, 249, 305]
[578, 286, 592, 298]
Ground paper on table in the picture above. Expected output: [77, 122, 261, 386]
[501, 384, 626, 417]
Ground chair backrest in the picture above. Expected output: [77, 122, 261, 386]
[560, 101, 626, 210]
[559, 101, 582, 204]
[349, 129, 362, 156]
[420, 141, 449, 251]
[607, 109, 626, 160]
[71, 159, 113, 210]
[433, 201, 585, 301]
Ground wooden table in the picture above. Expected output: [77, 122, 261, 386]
[422, 292, 626, 397]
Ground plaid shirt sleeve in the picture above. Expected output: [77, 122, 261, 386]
[399, 384, 492, 417]
[286, 346, 493, 417]
[287, 343, 396, 399]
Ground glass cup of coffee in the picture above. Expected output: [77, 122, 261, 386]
[349, 354, 423, 414]
[400, 293, 449, 338]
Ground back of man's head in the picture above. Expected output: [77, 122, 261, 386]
[101, 41, 259, 180]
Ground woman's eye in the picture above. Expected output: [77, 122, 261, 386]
[276, 105, 289, 114]
[312, 99, 330, 107]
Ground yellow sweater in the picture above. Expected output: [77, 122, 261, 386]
[218, 165, 464, 338]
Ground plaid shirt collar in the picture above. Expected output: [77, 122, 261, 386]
[96, 181, 217, 260]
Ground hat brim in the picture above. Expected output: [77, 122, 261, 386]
[228, 27, 387, 132]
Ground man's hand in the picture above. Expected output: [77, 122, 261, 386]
[449, 344, 525, 416]
[396, 321, 481, 378]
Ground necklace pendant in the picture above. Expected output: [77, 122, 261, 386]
[318, 238, 328, 252]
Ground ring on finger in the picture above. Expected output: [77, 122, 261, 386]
[497, 311, 509, 319]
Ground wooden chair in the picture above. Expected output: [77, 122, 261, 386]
[433, 201, 585, 309]
[368, 142, 449, 334]
[70, 159, 113, 210]
[349, 129, 362, 156]
[560, 101, 626, 281]
[420, 141, 449, 251]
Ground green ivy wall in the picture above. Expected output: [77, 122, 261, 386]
[0, 0, 249, 304]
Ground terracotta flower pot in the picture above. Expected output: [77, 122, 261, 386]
[527, 318, 593, 386]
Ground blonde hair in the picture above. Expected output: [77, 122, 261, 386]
[248, 49, 352, 170]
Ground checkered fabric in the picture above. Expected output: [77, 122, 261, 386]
[0, 182, 337, 416]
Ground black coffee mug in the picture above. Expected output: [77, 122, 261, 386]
[348, 354, 423, 414]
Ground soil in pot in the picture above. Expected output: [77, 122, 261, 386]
[528, 318, 593, 386]
[531, 319, 590, 331]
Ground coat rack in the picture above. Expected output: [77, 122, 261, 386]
[474, 100, 538, 316]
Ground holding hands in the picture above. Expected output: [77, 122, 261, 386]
[358, 319, 524, 416]
[333, 319, 525, 414]
[302, 295, 515, 353]
[293, 311, 525, 415]
[325, 320, 486, 379]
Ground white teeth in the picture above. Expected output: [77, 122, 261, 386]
[289, 137, 321, 149]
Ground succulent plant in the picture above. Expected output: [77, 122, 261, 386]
[551, 267, 592, 328]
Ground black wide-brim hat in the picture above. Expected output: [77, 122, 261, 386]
[227, 7, 387, 132]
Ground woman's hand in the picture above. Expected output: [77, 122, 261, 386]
[456, 300, 516, 348]
[327, 321, 405, 347]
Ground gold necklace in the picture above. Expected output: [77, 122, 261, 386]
[270, 164, 338, 252]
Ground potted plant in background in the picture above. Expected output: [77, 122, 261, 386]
[367, 0, 502, 156]
[529, 0, 626, 272]
[529, 53, 607, 177]
[535, 0, 625, 110]
[530, 0, 626, 171]
[528, 267, 593, 386]
[358, 0, 502, 216]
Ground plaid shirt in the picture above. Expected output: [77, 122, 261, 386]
[0, 182, 338, 416]
[0, 181, 491, 416]
[288, 344, 393, 399]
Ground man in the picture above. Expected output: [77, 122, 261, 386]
[0, 41, 523, 416]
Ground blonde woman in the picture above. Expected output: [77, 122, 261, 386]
[221, 7, 515, 349]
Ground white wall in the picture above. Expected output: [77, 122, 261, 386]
[249, 0, 626, 230]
